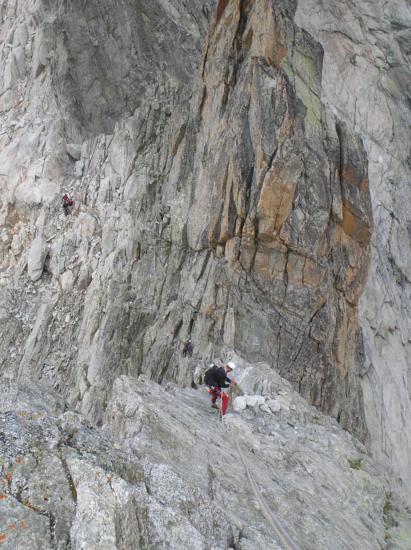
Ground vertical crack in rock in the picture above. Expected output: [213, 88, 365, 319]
[59, 448, 78, 505]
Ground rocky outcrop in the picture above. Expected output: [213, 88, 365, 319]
[0, 0, 410, 505]
[182, 0, 373, 443]
[0, 0, 214, 397]
[1, 365, 410, 549]
[295, 0, 411, 506]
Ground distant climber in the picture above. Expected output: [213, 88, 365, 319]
[62, 194, 74, 216]
[182, 339, 193, 357]
[204, 361, 237, 415]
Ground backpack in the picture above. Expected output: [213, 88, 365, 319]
[204, 365, 219, 386]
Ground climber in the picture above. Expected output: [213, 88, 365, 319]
[182, 339, 193, 357]
[204, 361, 237, 415]
[62, 194, 74, 216]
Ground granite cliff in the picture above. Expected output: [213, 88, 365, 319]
[0, 0, 410, 547]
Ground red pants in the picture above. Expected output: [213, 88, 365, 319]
[208, 387, 229, 415]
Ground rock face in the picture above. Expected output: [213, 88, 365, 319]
[0, 0, 215, 403]
[184, 0, 373, 444]
[295, 0, 411, 506]
[0, 0, 410, 517]
[1, 367, 410, 549]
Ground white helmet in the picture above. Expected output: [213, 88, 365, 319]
[227, 361, 236, 370]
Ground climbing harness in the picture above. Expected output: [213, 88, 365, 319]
[217, 393, 300, 550]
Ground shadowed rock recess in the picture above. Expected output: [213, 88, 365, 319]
[1, 0, 411, 547]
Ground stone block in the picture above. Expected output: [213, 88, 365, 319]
[27, 235, 46, 282]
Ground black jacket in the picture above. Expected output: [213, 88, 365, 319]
[204, 365, 231, 388]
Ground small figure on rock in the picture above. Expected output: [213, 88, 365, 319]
[62, 194, 75, 216]
[204, 361, 237, 415]
[182, 338, 193, 357]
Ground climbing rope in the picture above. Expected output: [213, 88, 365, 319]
[217, 390, 300, 550]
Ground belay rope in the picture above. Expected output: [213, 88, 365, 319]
[217, 389, 300, 550]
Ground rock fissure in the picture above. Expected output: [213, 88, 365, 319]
[58, 446, 78, 505]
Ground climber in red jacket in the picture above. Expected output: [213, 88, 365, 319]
[62, 194, 75, 216]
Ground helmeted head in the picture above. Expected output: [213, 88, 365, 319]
[225, 361, 236, 373]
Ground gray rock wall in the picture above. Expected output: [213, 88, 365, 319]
[0, 0, 213, 414]
[295, 0, 411, 505]
[0, 0, 410, 497]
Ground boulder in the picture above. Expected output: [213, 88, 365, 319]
[66, 143, 82, 161]
[233, 396, 247, 411]
[27, 235, 47, 281]
[245, 395, 266, 409]
[267, 399, 281, 413]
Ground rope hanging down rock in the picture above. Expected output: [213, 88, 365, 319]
[218, 389, 300, 550]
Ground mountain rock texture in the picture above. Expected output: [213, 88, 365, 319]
[295, 0, 411, 517]
[0, 0, 410, 547]
[1, 360, 410, 549]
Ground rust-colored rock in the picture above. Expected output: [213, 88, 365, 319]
[257, 155, 302, 241]
[341, 199, 372, 246]
[215, 0, 231, 24]
[186, 0, 373, 443]
[249, 0, 288, 68]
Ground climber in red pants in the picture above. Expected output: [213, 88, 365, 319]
[204, 362, 237, 415]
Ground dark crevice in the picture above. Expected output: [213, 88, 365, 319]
[243, 142, 255, 215]
[143, 479, 152, 496]
[57, 444, 78, 504]
[298, 356, 308, 394]
[283, 248, 289, 288]
[258, 144, 279, 188]
[276, 324, 283, 371]
[198, 86, 208, 120]
[292, 336, 305, 364]
[220, 0, 251, 116]
[308, 301, 326, 326]
[335, 121, 345, 191]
